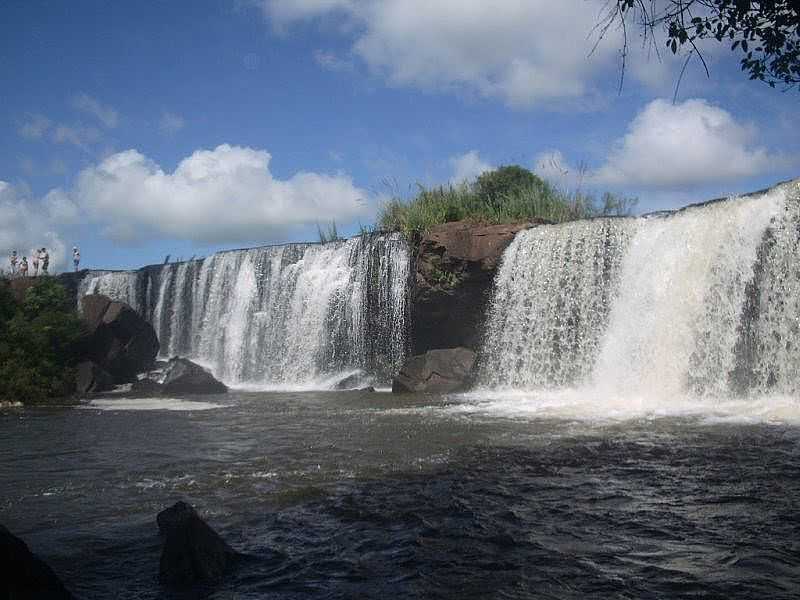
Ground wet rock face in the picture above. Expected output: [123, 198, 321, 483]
[79, 294, 159, 383]
[0, 524, 75, 600]
[157, 501, 239, 586]
[75, 361, 115, 395]
[410, 221, 538, 354]
[161, 358, 228, 395]
[392, 347, 477, 393]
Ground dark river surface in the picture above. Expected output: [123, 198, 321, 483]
[2, 390, 799, 599]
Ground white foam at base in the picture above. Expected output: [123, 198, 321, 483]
[456, 388, 800, 425]
[79, 398, 227, 411]
[227, 369, 371, 392]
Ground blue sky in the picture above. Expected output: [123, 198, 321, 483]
[1, 0, 798, 270]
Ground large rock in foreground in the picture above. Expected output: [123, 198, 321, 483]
[392, 347, 477, 393]
[157, 501, 239, 586]
[79, 294, 159, 383]
[0, 524, 75, 599]
[161, 358, 228, 395]
[411, 221, 540, 354]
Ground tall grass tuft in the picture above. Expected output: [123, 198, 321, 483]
[378, 174, 637, 237]
[317, 220, 340, 244]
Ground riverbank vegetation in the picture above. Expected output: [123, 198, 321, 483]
[0, 279, 82, 404]
[378, 165, 637, 236]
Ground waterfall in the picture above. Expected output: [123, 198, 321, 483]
[479, 219, 634, 389]
[479, 181, 800, 398]
[79, 234, 410, 388]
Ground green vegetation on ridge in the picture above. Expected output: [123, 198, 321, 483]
[378, 165, 638, 236]
[0, 279, 83, 404]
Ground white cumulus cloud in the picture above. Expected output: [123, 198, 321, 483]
[258, 0, 670, 108]
[72, 144, 370, 243]
[449, 150, 493, 184]
[592, 99, 780, 188]
[534, 150, 581, 190]
[0, 182, 68, 274]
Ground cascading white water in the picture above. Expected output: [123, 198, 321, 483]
[592, 191, 781, 399]
[480, 219, 633, 389]
[79, 234, 410, 388]
[479, 181, 800, 400]
[79, 270, 142, 315]
[736, 197, 800, 395]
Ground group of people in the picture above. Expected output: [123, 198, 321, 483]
[7, 246, 81, 277]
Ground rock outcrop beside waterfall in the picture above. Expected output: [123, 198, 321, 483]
[392, 347, 476, 393]
[78, 294, 159, 383]
[136, 357, 228, 395]
[409, 221, 541, 355]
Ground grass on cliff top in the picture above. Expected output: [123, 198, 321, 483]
[377, 166, 637, 236]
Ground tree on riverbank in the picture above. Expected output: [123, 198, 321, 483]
[0, 279, 83, 404]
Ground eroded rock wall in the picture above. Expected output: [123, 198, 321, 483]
[409, 220, 541, 354]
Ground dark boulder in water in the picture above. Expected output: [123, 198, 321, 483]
[130, 377, 166, 396]
[79, 294, 159, 383]
[392, 347, 476, 393]
[334, 371, 372, 390]
[161, 358, 227, 395]
[0, 524, 75, 599]
[75, 360, 115, 395]
[157, 501, 239, 586]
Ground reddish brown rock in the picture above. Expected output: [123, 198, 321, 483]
[411, 220, 543, 353]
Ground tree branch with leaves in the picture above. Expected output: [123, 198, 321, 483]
[599, 0, 800, 91]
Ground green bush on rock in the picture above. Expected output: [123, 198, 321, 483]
[0, 279, 83, 404]
[378, 165, 638, 236]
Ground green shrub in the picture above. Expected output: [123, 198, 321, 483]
[22, 276, 73, 316]
[377, 165, 637, 236]
[475, 165, 551, 209]
[0, 279, 83, 404]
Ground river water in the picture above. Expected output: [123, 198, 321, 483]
[2, 390, 799, 599]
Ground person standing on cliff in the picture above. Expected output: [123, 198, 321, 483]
[9, 250, 17, 276]
[31, 251, 39, 277]
[19, 256, 28, 277]
[41, 248, 49, 275]
[73, 246, 80, 272]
